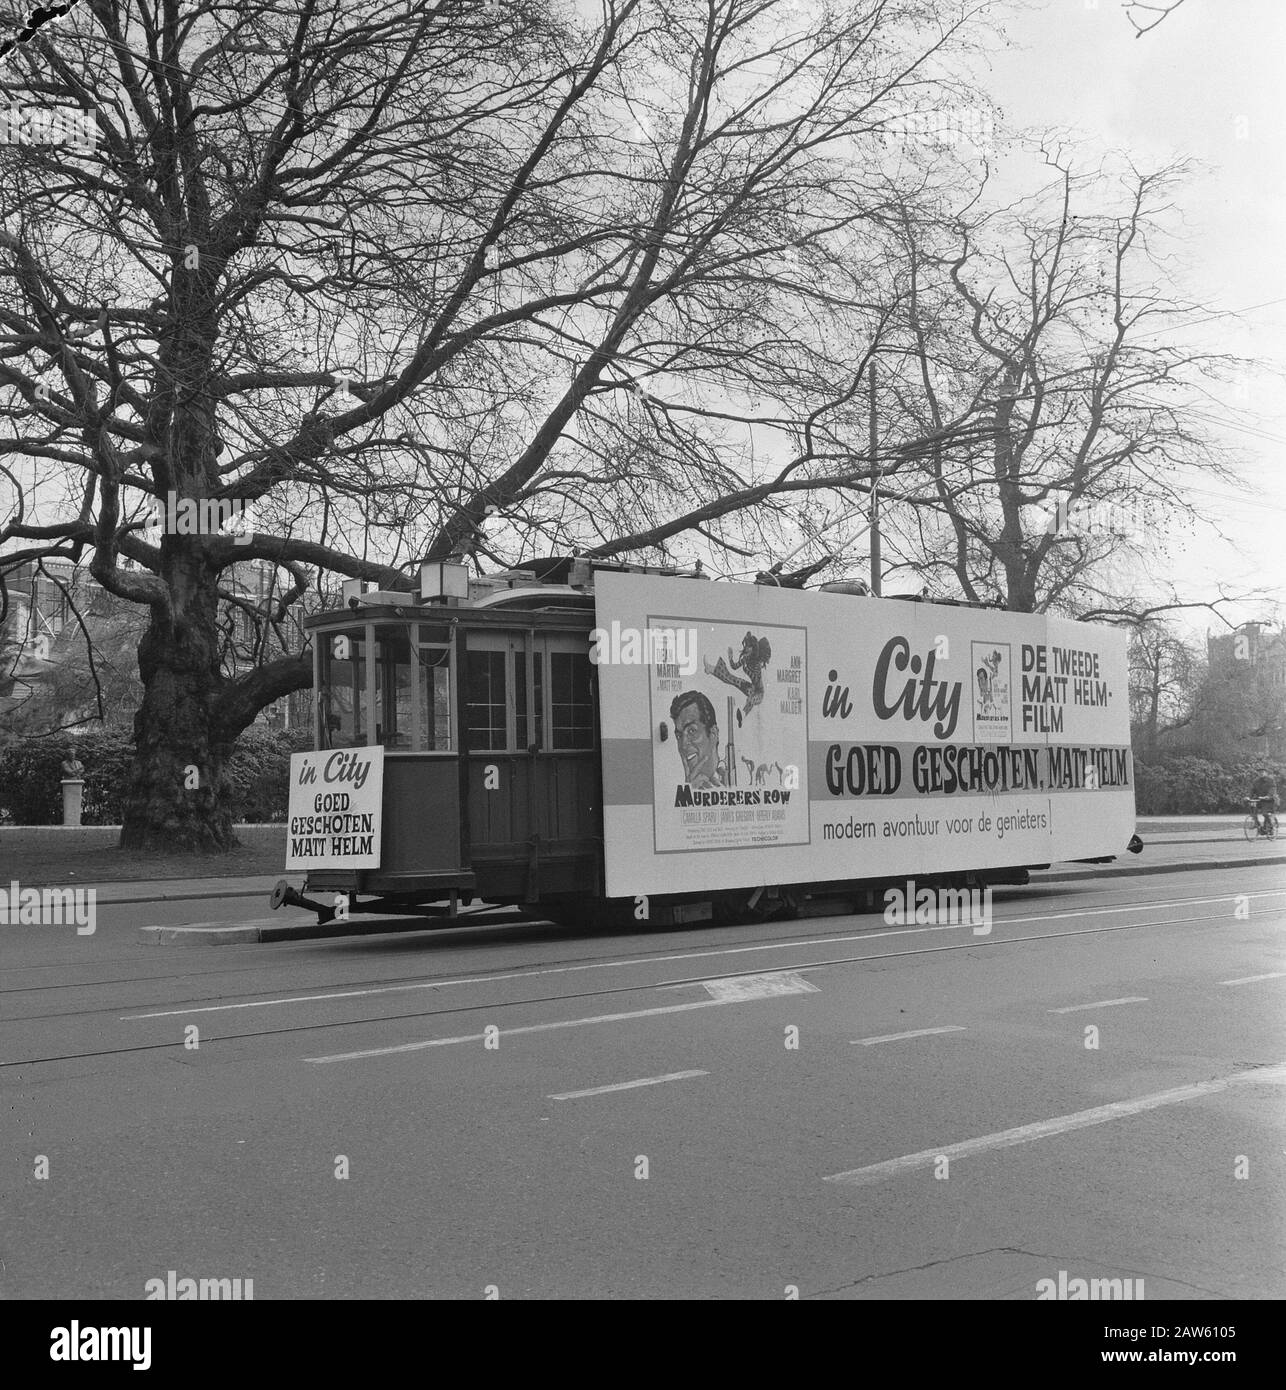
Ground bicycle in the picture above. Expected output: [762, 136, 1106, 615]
[1242, 798, 1279, 842]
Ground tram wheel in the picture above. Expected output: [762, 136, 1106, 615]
[769, 887, 800, 920]
[714, 887, 799, 925]
[545, 896, 634, 931]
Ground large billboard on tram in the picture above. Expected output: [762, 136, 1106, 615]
[593, 572, 1134, 898]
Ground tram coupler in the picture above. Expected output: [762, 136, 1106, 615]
[270, 879, 338, 924]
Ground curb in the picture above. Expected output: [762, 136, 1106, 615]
[137, 852, 1286, 945]
[1134, 836, 1268, 846]
[139, 915, 436, 945]
[100, 885, 292, 907]
[1036, 853, 1286, 884]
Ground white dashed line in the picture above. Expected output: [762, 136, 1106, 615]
[305, 997, 734, 1062]
[1048, 996, 1147, 1014]
[548, 1070, 709, 1100]
[823, 1066, 1286, 1187]
[850, 1027, 967, 1046]
[1219, 972, 1286, 986]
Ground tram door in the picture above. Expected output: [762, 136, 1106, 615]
[316, 620, 463, 879]
[462, 628, 598, 898]
[373, 621, 461, 876]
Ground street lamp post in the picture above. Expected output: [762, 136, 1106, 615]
[869, 361, 881, 596]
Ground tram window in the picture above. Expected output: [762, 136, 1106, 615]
[418, 645, 452, 751]
[514, 651, 544, 750]
[374, 628, 414, 748]
[515, 653, 527, 750]
[535, 652, 545, 746]
[549, 650, 594, 749]
[319, 630, 366, 748]
[465, 649, 507, 751]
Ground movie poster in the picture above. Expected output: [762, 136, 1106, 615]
[970, 640, 1012, 743]
[648, 616, 810, 853]
[595, 572, 1134, 898]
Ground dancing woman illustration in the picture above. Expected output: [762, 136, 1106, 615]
[705, 631, 772, 719]
[975, 649, 1002, 715]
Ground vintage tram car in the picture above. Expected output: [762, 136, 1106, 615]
[272, 557, 1138, 930]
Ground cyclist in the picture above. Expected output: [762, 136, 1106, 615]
[1250, 771, 1279, 836]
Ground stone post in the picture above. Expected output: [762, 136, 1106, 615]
[61, 778, 84, 827]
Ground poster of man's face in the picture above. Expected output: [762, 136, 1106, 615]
[671, 690, 723, 787]
[648, 612, 808, 854]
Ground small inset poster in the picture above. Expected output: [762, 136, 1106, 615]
[971, 641, 1012, 744]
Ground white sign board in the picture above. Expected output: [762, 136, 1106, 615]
[595, 573, 1134, 898]
[285, 747, 384, 869]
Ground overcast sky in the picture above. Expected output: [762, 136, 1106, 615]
[981, 0, 1286, 637]
[3, 0, 1279, 641]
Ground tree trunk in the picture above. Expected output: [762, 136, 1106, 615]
[992, 365, 1039, 612]
[119, 550, 237, 852]
[1146, 653, 1161, 758]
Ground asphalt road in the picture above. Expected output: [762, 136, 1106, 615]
[3, 864, 1283, 1300]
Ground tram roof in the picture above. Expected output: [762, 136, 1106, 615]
[302, 554, 1015, 633]
[302, 556, 703, 631]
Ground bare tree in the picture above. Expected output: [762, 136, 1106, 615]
[1123, 1, 1189, 39]
[872, 149, 1244, 615]
[1128, 619, 1197, 758]
[0, 0, 995, 848]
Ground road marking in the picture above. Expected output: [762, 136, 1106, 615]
[305, 998, 736, 1062]
[850, 1026, 967, 1046]
[702, 970, 818, 1002]
[548, 1070, 708, 1100]
[1048, 996, 1148, 1014]
[121, 891, 1278, 1021]
[823, 1065, 1286, 1188]
[1219, 972, 1286, 986]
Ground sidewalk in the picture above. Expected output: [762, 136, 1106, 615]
[1034, 837, 1286, 883]
[89, 874, 302, 906]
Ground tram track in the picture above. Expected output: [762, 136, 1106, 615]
[2, 901, 1275, 1069]
[2, 878, 1275, 996]
[2, 884, 1273, 1027]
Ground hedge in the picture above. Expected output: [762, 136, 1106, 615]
[0, 727, 313, 826]
[1132, 755, 1285, 816]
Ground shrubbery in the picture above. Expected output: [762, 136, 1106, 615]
[0, 727, 312, 825]
[222, 727, 314, 823]
[1133, 755, 1285, 816]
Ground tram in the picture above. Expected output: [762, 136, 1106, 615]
[271, 556, 1139, 929]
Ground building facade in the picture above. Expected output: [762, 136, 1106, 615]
[1205, 622, 1286, 758]
[0, 558, 324, 738]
